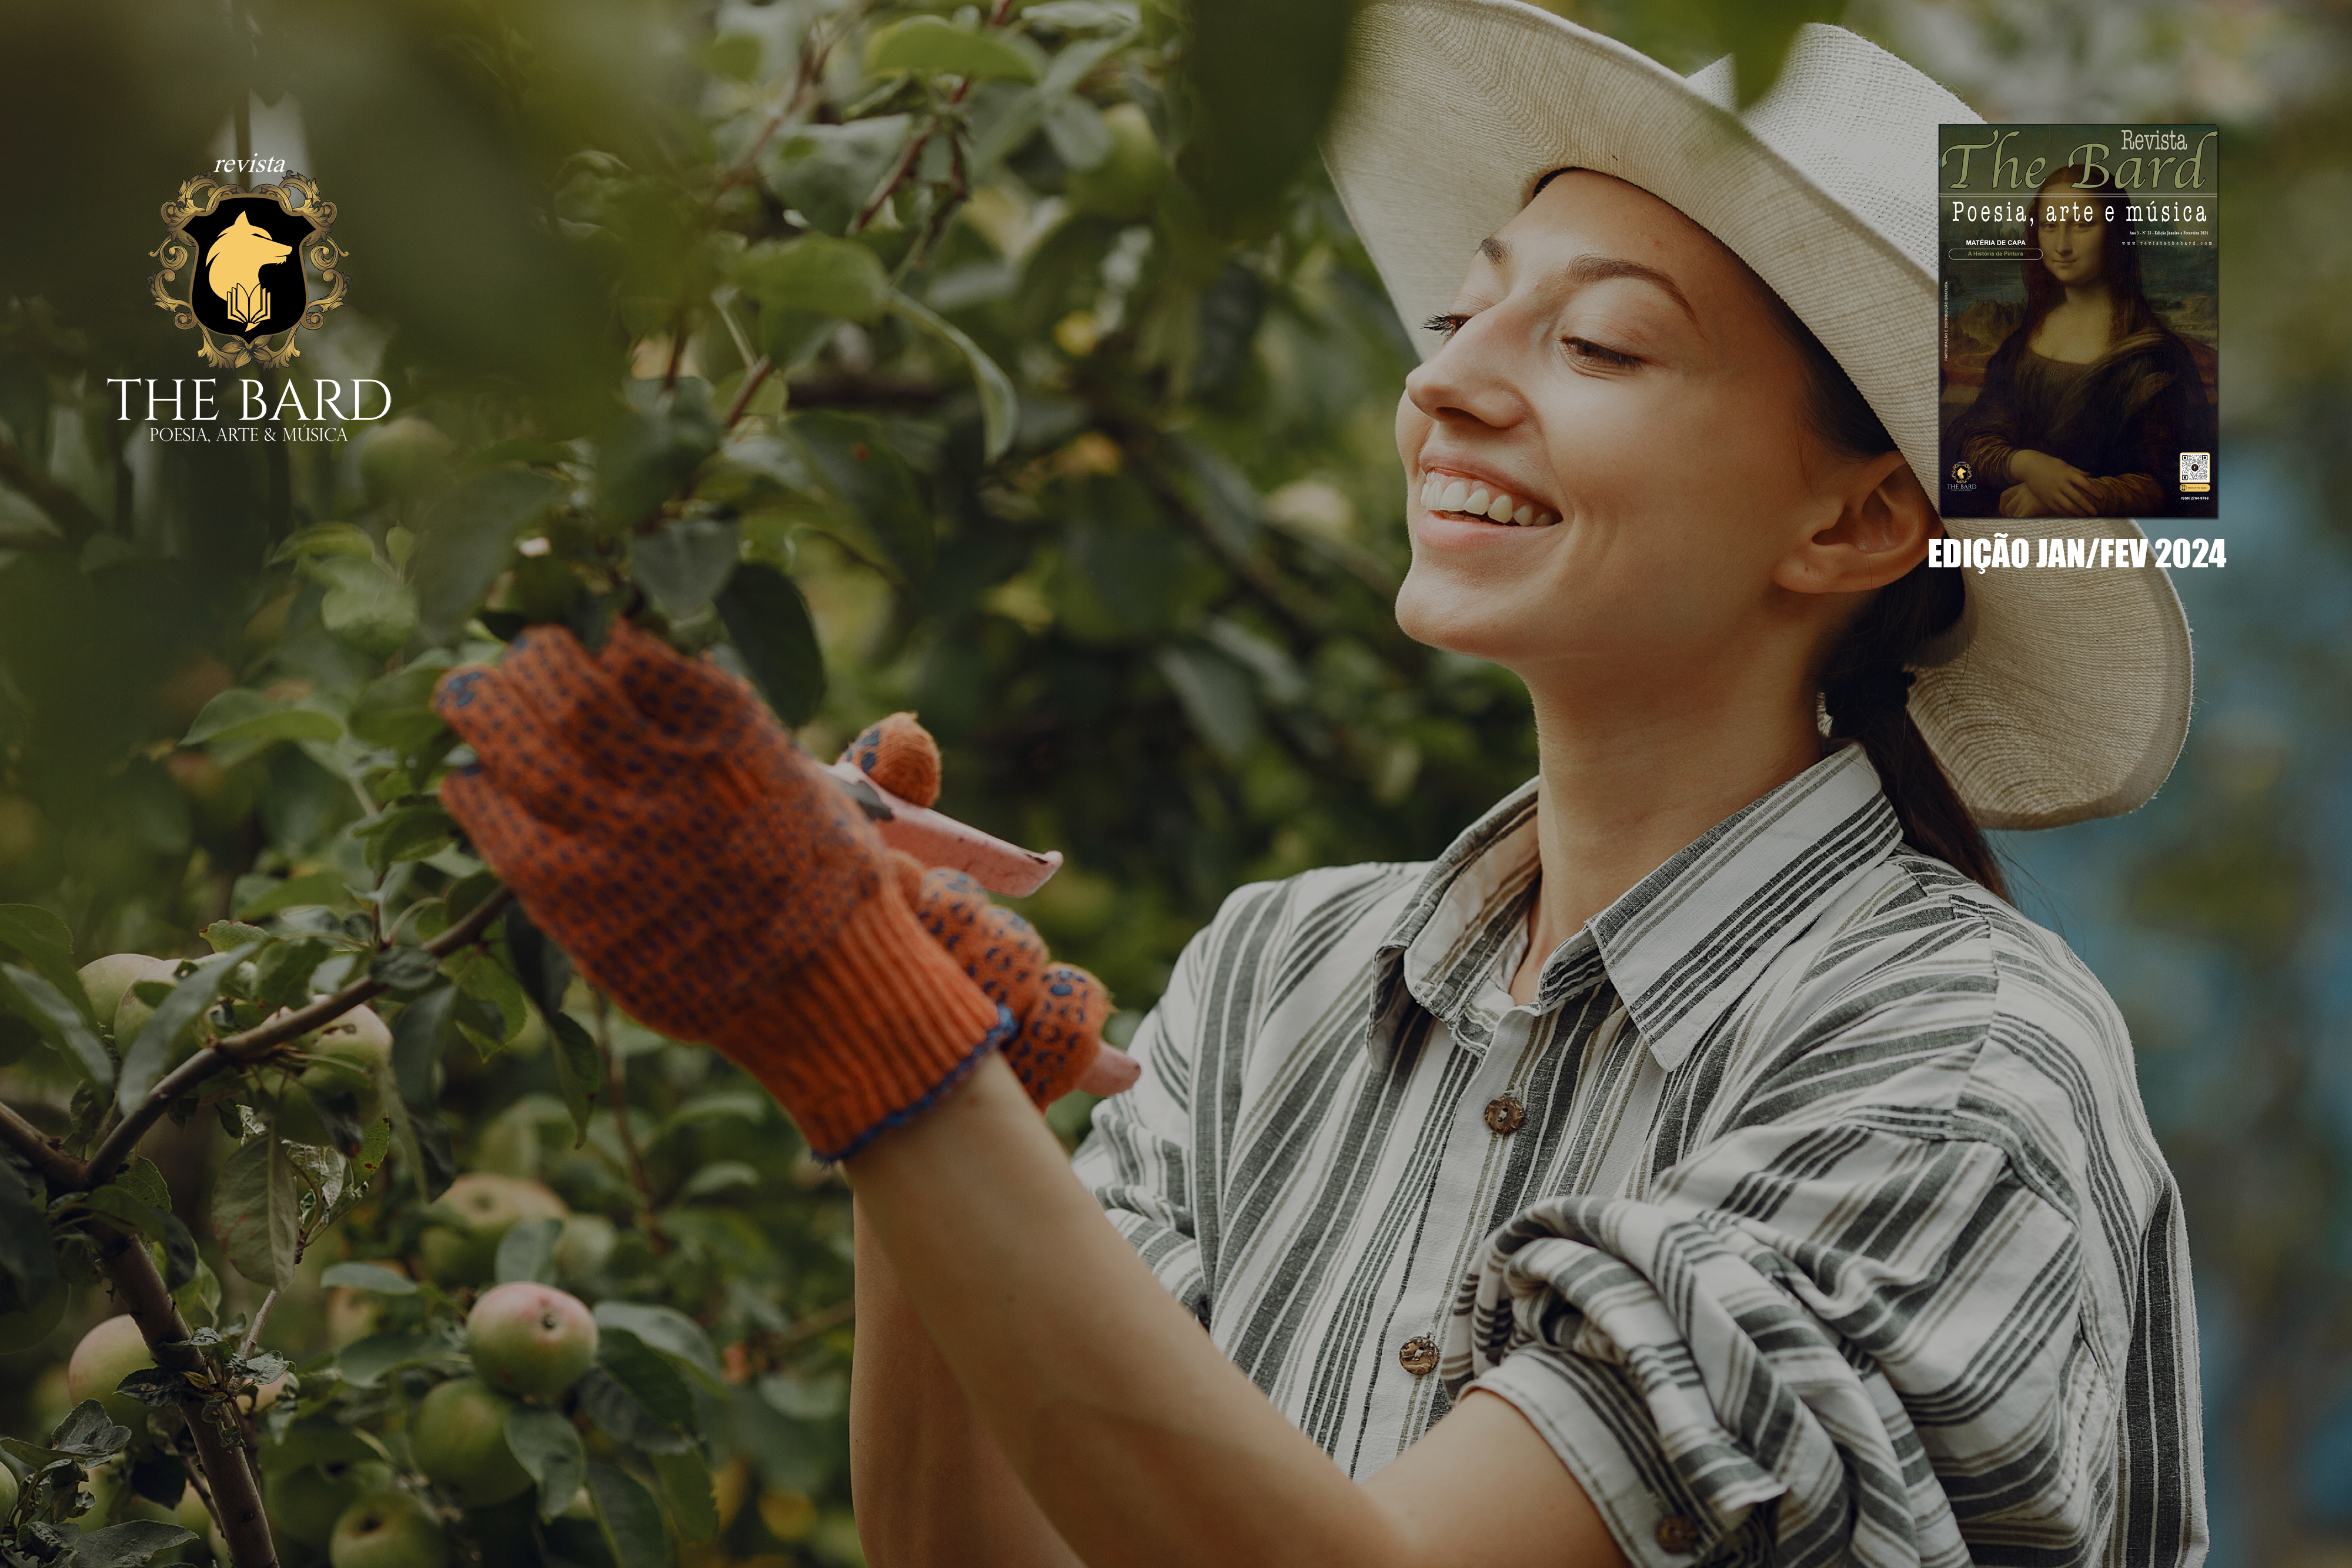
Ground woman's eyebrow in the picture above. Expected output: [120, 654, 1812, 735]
[1477, 236, 1699, 327]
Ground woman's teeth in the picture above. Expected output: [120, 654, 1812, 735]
[1419, 472, 1557, 527]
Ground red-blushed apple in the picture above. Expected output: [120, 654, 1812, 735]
[406, 1378, 531, 1507]
[465, 1282, 597, 1400]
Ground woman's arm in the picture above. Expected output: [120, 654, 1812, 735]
[849, 1202, 1085, 1567]
[846, 1053, 1629, 1568]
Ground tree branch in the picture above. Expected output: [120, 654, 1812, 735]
[99, 1228, 278, 1568]
[0, 1098, 80, 1187]
[81, 885, 518, 1186]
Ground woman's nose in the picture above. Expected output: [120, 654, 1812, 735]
[1404, 320, 1525, 430]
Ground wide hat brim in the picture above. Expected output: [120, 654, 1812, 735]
[1324, 0, 2193, 830]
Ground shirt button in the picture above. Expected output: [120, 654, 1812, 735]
[1483, 1094, 1526, 1135]
[1655, 1515, 1703, 1553]
[1397, 1335, 1439, 1376]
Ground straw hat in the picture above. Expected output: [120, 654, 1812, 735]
[1324, 0, 2193, 829]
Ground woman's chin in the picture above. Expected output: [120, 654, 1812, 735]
[1394, 570, 1545, 661]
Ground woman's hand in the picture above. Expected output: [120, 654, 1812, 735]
[2008, 449, 2102, 516]
[432, 623, 1005, 1159]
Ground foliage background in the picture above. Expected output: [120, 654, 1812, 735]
[0, 0, 2345, 1562]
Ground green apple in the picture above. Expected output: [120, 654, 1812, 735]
[329, 1489, 447, 1568]
[78, 954, 176, 1034]
[110, 958, 198, 1058]
[406, 1378, 531, 1507]
[269, 1459, 394, 1548]
[66, 1314, 155, 1427]
[553, 1215, 616, 1285]
[280, 1005, 395, 1149]
[1066, 103, 1164, 221]
[466, 1283, 597, 1400]
[0, 1275, 66, 1354]
[0, 1459, 18, 1517]
[359, 417, 456, 503]
[416, 1174, 567, 1288]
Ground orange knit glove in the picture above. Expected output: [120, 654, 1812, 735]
[432, 621, 1006, 1161]
[843, 714, 1139, 1104]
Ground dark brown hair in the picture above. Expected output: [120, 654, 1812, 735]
[2023, 163, 2162, 347]
[1767, 296, 2009, 900]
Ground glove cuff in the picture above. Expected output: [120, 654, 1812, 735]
[720, 887, 1011, 1161]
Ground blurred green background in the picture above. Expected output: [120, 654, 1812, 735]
[0, 0, 2344, 1562]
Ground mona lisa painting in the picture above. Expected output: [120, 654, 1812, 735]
[1938, 124, 2219, 519]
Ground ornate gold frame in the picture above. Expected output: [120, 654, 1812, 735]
[148, 173, 349, 370]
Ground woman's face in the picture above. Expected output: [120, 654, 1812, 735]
[2035, 176, 2106, 287]
[1392, 172, 1869, 681]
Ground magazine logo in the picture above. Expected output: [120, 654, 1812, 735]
[147, 173, 349, 369]
[1947, 459, 1977, 496]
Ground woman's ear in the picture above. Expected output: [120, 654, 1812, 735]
[1773, 449, 1936, 596]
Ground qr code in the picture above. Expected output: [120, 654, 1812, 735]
[2180, 452, 2211, 483]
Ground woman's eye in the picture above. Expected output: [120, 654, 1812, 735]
[1563, 336, 1639, 369]
[1423, 312, 1472, 339]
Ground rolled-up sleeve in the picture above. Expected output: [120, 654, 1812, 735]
[1448, 1116, 2118, 1568]
[1070, 912, 1221, 1326]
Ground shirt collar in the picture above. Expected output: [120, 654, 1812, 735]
[1371, 743, 1902, 1071]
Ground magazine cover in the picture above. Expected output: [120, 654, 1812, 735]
[1938, 123, 2220, 519]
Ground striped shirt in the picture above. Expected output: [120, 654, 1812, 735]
[1072, 743, 2205, 1567]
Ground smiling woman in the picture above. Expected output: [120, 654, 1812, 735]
[423, 4, 2204, 1566]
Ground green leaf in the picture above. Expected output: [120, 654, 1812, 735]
[866, 16, 1042, 82]
[889, 292, 1020, 463]
[118, 946, 257, 1112]
[592, 1303, 722, 1386]
[653, 1447, 719, 1543]
[212, 1129, 299, 1289]
[495, 1216, 562, 1285]
[0, 962, 112, 1085]
[53, 1399, 135, 1456]
[267, 523, 376, 566]
[183, 688, 343, 748]
[758, 117, 911, 238]
[64, 1520, 197, 1568]
[0, 904, 85, 1012]
[446, 947, 527, 1045]
[388, 984, 459, 1196]
[318, 1261, 416, 1295]
[202, 920, 269, 954]
[357, 802, 457, 871]
[588, 1462, 670, 1568]
[784, 413, 931, 580]
[733, 238, 892, 326]
[713, 564, 826, 727]
[546, 1011, 603, 1148]
[232, 871, 348, 920]
[316, 556, 420, 659]
[348, 656, 456, 756]
[0, 1146, 59, 1314]
[599, 382, 719, 535]
[411, 467, 561, 641]
[506, 1403, 587, 1523]
[594, 1329, 697, 1429]
[171, 1256, 220, 1329]
[1177, 0, 1354, 238]
[679, 1161, 758, 1200]
[577, 1366, 691, 1453]
[333, 1329, 453, 1388]
[632, 517, 742, 619]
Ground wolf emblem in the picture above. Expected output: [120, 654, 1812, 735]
[206, 212, 292, 333]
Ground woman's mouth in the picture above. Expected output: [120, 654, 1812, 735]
[1418, 470, 1558, 527]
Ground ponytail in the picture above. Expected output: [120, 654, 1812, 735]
[1818, 566, 2008, 900]
[1766, 292, 2009, 900]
